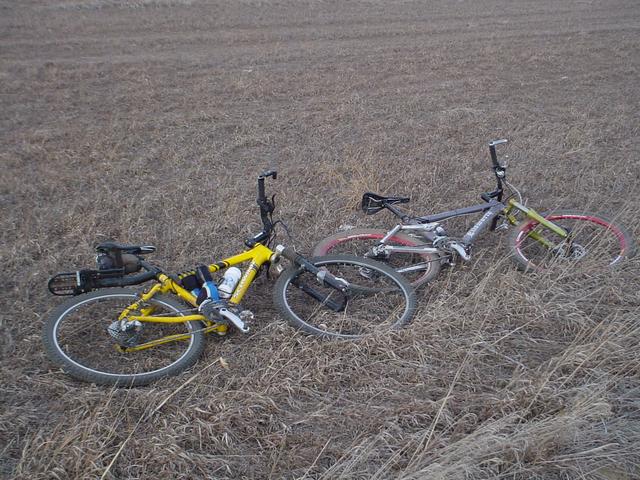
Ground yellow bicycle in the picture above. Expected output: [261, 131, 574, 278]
[43, 171, 416, 386]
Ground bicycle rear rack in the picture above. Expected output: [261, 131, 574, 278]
[48, 268, 126, 296]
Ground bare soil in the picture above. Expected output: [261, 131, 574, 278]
[1, 1, 639, 478]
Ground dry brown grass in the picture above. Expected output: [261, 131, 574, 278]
[2, 0, 640, 478]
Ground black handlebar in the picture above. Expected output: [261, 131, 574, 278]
[258, 170, 277, 203]
[246, 170, 278, 247]
[257, 170, 277, 208]
[483, 139, 509, 203]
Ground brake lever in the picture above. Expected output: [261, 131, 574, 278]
[258, 196, 275, 214]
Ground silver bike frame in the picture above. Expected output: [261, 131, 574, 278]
[377, 201, 506, 259]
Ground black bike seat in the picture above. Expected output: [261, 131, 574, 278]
[95, 242, 156, 255]
[367, 193, 410, 204]
[361, 192, 410, 214]
[385, 195, 410, 204]
[362, 192, 410, 205]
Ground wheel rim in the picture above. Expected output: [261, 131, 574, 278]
[514, 214, 628, 271]
[321, 233, 435, 286]
[53, 294, 196, 380]
[281, 259, 412, 338]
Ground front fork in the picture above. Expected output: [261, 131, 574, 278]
[276, 246, 349, 292]
[276, 245, 349, 312]
[504, 199, 570, 248]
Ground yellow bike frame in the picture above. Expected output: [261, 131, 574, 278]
[115, 243, 277, 351]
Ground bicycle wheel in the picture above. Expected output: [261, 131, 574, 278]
[273, 255, 417, 338]
[43, 288, 205, 386]
[509, 210, 635, 272]
[312, 228, 441, 287]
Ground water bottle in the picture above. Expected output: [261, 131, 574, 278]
[218, 267, 242, 298]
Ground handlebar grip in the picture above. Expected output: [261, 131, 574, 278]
[260, 170, 277, 180]
[257, 170, 277, 202]
[488, 139, 508, 168]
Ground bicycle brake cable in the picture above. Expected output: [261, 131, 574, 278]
[273, 219, 294, 242]
[504, 179, 524, 204]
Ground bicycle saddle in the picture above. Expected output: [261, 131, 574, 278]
[95, 242, 156, 255]
[361, 192, 410, 214]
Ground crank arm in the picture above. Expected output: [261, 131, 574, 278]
[218, 307, 250, 333]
